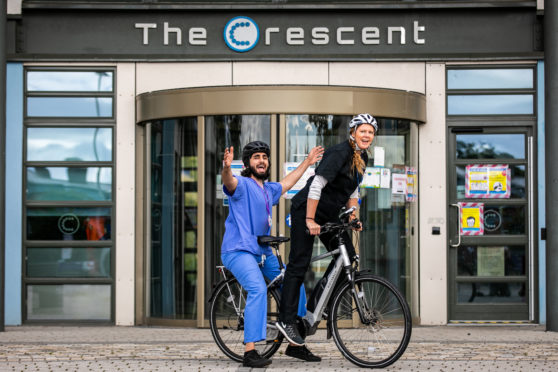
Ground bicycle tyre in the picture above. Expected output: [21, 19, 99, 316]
[330, 273, 412, 368]
[209, 278, 283, 362]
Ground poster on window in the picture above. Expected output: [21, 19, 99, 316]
[465, 164, 510, 198]
[405, 166, 417, 202]
[477, 246, 505, 276]
[282, 162, 315, 199]
[459, 202, 484, 235]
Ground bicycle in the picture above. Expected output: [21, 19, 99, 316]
[209, 206, 412, 368]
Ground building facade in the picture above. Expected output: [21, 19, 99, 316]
[3, 0, 548, 327]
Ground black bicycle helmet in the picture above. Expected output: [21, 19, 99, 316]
[242, 141, 271, 166]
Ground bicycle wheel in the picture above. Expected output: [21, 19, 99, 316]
[330, 273, 412, 368]
[209, 278, 283, 362]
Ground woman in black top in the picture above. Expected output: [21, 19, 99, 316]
[276, 113, 378, 349]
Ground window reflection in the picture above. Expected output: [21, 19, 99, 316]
[457, 282, 526, 304]
[27, 97, 113, 117]
[27, 284, 111, 320]
[456, 134, 525, 159]
[447, 69, 533, 89]
[27, 207, 111, 241]
[27, 167, 112, 201]
[457, 245, 526, 277]
[27, 127, 112, 162]
[204, 115, 270, 318]
[27, 247, 111, 278]
[448, 95, 533, 115]
[27, 71, 113, 92]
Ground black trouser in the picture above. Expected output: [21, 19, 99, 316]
[279, 206, 355, 323]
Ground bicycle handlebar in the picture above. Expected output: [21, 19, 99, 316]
[306, 217, 362, 236]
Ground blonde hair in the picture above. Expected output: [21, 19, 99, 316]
[349, 130, 367, 176]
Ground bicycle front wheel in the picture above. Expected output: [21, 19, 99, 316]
[209, 278, 283, 362]
[330, 273, 412, 368]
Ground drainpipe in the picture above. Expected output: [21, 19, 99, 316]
[0, 0, 7, 332]
[545, 0, 558, 332]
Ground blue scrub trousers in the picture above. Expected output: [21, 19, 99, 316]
[222, 250, 307, 343]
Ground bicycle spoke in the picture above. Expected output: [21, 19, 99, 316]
[331, 275, 411, 368]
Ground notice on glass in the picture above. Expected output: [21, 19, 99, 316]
[459, 202, 484, 236]
[392, 173, 407, 195]
[362, 167, 380, 188]
[465, 164, 510, 199]
[406, 166, 417, 202]
[477, 246, 505, 276]
[283, 162, 315, 199]
[374, 146, 385, 167]
[380, 168, 391, 188]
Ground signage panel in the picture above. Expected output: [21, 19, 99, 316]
[9, 9, 540, 60]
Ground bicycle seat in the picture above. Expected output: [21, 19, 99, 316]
[258, 235, 290, 245]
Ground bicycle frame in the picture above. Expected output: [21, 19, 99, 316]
[302, 232, 359, 330]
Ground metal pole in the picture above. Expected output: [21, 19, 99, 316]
[545, 0, 558, 332]
[0, 0, 7, 332]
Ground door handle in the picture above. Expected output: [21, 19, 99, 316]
[450, 203, 461, 248]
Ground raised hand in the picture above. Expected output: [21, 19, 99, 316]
[223, 146, 234, 168]
[306, 146, 324, 165]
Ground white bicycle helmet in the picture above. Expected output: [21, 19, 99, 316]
[349, 113, 378, 133]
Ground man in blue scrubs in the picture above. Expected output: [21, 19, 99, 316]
[221, 141, 323, 367]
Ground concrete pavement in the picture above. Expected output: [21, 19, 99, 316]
[1, 325, 557, 371]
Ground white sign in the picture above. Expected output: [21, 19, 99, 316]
[392, 173, 407, 195]
[374, 146, 385, 167]
[283, 162, 315, 199]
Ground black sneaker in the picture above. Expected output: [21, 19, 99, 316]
[275, 321, 305, 346]
[285, 345, 322, 362]
[243, 349, 272, 368]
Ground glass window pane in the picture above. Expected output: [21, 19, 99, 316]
[457, 282, 526, 304]
[27, 284, 111, 320]
[481, 205, 525, 235]
[27, 247, 111, 278]
[27, 97, 113, 117]
[457, 165, 525, 199]
[27, 127, 112, 162]
[448, 69, 533, 89]
[203, 115, 270, 319]
[457, 245, 526, 277]
[286, 114, 350, 162]
[27, 71, 113, 92]
[456, 134, 525, 159]
[27, 207, 111, 241]
[150, 117, 199, 320]
[27, 167, 112, 201]
[448, 95, 533, 115]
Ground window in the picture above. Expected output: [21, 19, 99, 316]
[447, 67, 535, 116]
[24, 68, 115, 322]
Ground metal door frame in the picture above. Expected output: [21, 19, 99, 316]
[447, 123, 536, 322]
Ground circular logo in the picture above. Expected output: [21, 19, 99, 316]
[224, 16, 259, 52]
[58, 213, 80, 235]
[483, 210, 502, 232]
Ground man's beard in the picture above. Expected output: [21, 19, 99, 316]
[251, 165, 270, 180]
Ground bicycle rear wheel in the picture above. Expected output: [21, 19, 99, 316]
[209, 278, 283, 362]
[330, 273, 412, 368]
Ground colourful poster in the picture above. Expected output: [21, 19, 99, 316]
[459, 202, 484, 236]
[465, 164, 510, 199]
[405, 166, 417, 202]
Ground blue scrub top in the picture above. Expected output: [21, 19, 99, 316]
[221, 176, 283, 256]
